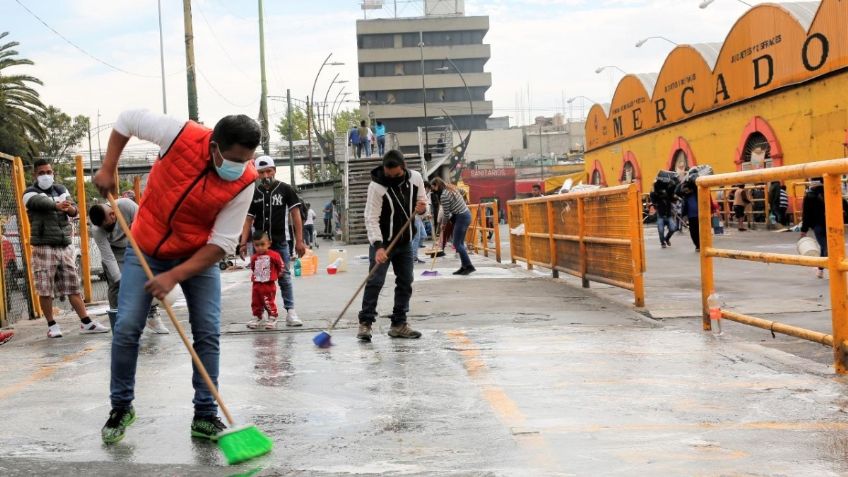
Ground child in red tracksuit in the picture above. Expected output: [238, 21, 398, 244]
[247, 231, 285, 330]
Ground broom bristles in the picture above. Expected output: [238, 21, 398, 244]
[217, 424, 273, 465]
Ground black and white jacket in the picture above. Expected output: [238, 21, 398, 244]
[364, 166, 427, 249]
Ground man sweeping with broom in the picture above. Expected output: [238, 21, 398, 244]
[357, 150, 428, 341]
[94, 109, 260, 447]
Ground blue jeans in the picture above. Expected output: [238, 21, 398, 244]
[359, 242, 413, 325]
[271, 241, 295, 310]
[411, 217, 426, 259]
[377, 136, 386, 156]
[814, 225, 828, 269]
[452, 211, 473, 268]
[656, 215, 677, 245]
[110, 247, 221, 417]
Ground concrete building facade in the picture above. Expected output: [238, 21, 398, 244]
[356, 10, 493, 153]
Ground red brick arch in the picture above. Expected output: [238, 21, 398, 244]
[590, 160, 608, 187]
[735, 116, 783, 171]
[620, 151, 641, 190]
[667, 136, 698, 171]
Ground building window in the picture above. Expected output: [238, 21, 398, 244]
[358, 34, 395, 49]
[742, 132, 771, 170]
[672, 150, 688, 179]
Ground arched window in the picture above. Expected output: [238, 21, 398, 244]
[620, 151, 641, 190]
[590, 160, 607, 187]
[735, 117, 783, 171]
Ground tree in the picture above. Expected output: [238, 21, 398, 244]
[300, 162, 342, 183]
[37, 106, 89, 161]
[275, 107, 308, 142]
[0, 31, 45, 159]
[334, 108, 361, 135]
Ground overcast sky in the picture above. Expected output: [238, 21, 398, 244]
[4, 0, 778, 147]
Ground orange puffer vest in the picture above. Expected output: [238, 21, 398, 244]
[133, 121, 257, 259]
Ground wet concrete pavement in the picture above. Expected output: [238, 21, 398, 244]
[2, 238, 848, 475]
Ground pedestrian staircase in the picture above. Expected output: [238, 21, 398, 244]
[342, 151, 425, 244]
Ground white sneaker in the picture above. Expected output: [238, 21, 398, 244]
[264, 316, 279, 330]
[47, 324, 63, 338]
[145, 316, 170, 334]
[80, 320, 109, 334]
[285, 309, 303, 327]
[247, 317, 264, 329]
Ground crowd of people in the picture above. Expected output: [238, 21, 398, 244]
[348, 119, 388, 159]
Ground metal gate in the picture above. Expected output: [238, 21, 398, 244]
[0, 153, 35, 325]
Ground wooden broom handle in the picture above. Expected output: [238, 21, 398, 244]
[107, 194, 235, 426]
[328, 214, 414, 331]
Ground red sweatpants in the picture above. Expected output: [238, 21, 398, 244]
[251, 282, 278, 318]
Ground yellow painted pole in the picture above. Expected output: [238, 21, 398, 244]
[493, 199, 501, 263]
[75, 156, 93, 303]
[697, 181, 715, 331]
[522, 202, 533, 270]
[823, 173, 848, 374]
[628, 184, 645, 307]
[546, 200, 558, 278]
[133, 176, 142, 201]
[13, 157, 41, 318]
[508, 203, 516, 264]
[480, 204, 488, 258]
[577, 197, 588, 288]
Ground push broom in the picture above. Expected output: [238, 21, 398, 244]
[313, 215, 413, 348]
[421, 220, 442, 277]
[108, 194, 272, 465]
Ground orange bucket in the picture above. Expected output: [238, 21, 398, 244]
[300, 252, 318, 276]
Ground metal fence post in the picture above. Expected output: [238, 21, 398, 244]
[546, 199, 558, 279]
[823, 173, 848, 373]
[697, 181, 715, 331]
[508, 203, 516, 264]
[75, 156, 93, 303]
[522, 202, 533, 270]
[577, 197, 588, 288]
[628, 184, 645, 307]
[493, 199, 501, 263]
[13, 157, 41, 317]
[133, 176, 142, 201]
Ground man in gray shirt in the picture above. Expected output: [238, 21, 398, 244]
[89, 198, 169, 334]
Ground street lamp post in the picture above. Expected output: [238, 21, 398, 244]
[322, 74, 348, 134]
[699, 0, 752, 8]
[309, 53, 344, 181]
[566, 95, 598, 120]
[435, 57, 475, 169]
[419, 31, 430, 160]
[594, 65, 627, 75]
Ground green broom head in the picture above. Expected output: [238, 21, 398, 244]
[217, 424, 273, 465]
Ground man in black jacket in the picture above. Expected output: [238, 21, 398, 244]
[358, 150, 427, 341]
[650, 180, 677, 248]
[24, 159, 109, 338]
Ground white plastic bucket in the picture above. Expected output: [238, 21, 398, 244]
[797, 236, 821, 257]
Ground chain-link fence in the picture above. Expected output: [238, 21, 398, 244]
[0, 154, 35, 324]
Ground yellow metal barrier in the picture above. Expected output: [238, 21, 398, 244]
[74, 156, 93, 303]
[697, 159, 848, 373]
[11, 156, 41, 318]
[466, 201, 501, 263]
[507, 184, 645, 306]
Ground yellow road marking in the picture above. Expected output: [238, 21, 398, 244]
[0, 344, 101, 400]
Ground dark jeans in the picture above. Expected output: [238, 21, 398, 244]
[358, 242, 413, 325]
[688, 217, 700, 249]
[304, 224, 315, 246]
[377, 136, 386, 156]
[656, 215, 676, 245]
[324, 217, 332, 236]
[452, 210, 473, 268]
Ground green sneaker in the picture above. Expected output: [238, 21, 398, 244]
[191, 415, 227, 441]
[101, 407, 136, 445]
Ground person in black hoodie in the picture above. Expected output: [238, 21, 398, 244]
[358, 150, 428, 341]
[801, 178, 827, 278]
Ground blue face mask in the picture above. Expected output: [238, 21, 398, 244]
[213, 147, 247, 181]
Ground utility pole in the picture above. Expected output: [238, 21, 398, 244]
[419, 31, 430, 159]
[182, 0, 199, 121]
[307, 96, 314, 182]
[257, 0, 270, 155]
[87, 126, 94, 181]
[287, 89, 296, 187]
[157, 0, 168, 114]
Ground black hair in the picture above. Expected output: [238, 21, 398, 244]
[89, 204, 107, 227]
[252, 230, 269, 242]
[780, 185, 787, 191]
[424, 180, 431, 190]
[377, 121, 383, 125]
[532, 184, 541, 190]
[212, 115, 261, 151]
[382, 149, 405, 169]
[33, 159, 51, 170]
[360, 120, 366, 126]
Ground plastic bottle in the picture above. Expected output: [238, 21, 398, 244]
[707, 292, 722, 335]
[294, 258, 302, 277]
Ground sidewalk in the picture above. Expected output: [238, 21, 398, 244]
[0, 238, 847, 475]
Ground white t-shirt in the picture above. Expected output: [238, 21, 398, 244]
[305, 208, 316, 226]
[113, 109, 254, 256]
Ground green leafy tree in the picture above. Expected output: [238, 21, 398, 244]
[275, 107, 308, 142]
[37, 106, 90, 161]
[0, 31, 46, 159]
[334, 109, 361, 134]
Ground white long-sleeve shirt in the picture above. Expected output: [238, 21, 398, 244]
[114, 109, 254, 256]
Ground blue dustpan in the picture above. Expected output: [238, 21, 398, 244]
[312, 330, 332, 348]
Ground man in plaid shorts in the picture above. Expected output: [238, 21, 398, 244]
[24, 159, 109, 338]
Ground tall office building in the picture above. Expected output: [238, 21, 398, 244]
[356, 0, 493, 154]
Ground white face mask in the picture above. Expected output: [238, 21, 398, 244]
[36, 174, 54, 190]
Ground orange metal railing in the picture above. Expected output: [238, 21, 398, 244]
[697, 158, 848, 373]
[466, 201, 502, 263]
[507, 184, 645, 306]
